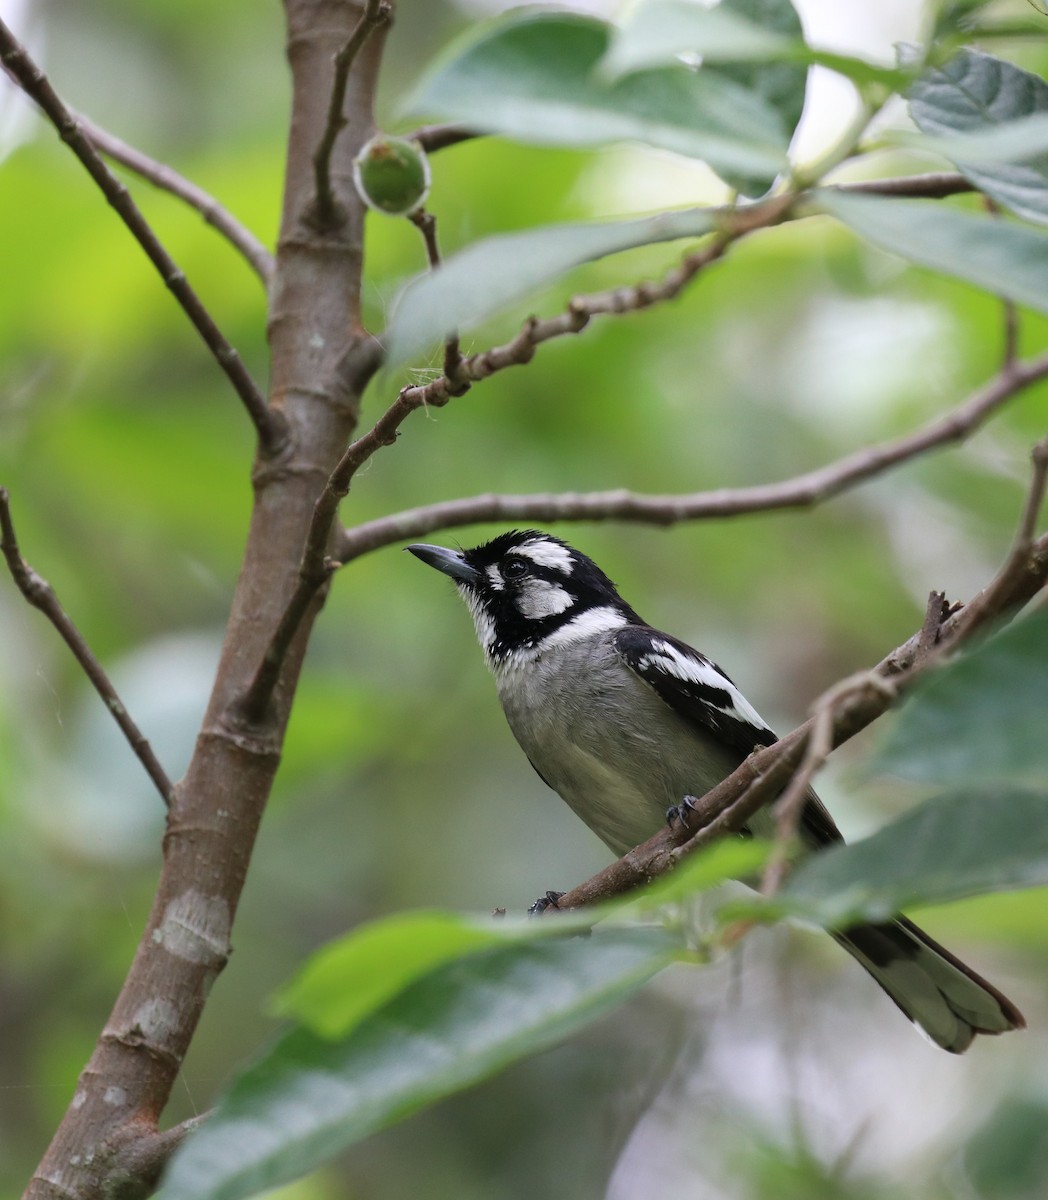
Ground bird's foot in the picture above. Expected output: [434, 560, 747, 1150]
[528, 889, 565, 917]
[666, 795, 698, 830]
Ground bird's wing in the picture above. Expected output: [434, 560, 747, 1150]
[612, 625, 843, 848]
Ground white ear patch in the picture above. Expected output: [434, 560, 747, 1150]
[517, 539, 574, 574]
[515, 578, 575, 620]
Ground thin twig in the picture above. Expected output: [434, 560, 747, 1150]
[0, 488, 174, 807]
[337, 347, 1048, 562]
[0, 19, 287, 457]
[408, 208, 467, 391]
[75, 112, 274, 285]
[1003, 299, 1020, 370]
[311, 0, 392, 228]
[840, 171, 972, 199]
[944, 431, 1048, 645]
[409, 122, 481, 154]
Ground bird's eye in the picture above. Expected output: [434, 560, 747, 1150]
[503, 558, 528, 580]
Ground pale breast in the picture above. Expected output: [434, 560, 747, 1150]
[495, 635, 743, 857]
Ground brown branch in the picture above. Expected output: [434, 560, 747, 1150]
[408, 208, 467, 390]
[311, 0, 392, 228]
[409, 122, 482, 154]
[551, 522, 1048, 913]
[75, 112, 274, 284]
[0, 488, 174, 807]
[337, 348, 1048, 562]
[840, 171, 972, 199]
[0, 19, 287, 458]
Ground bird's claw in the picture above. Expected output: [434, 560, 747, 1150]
[528, 889, 565, 917]
[666, 795, 698, 830]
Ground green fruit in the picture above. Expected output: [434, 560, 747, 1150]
[353, 134, 431, 216]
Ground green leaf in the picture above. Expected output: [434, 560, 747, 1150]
[385, 207, 716, 367]
[603, 0, 797, 75]
[909, 48, 1048, 224]
[273, 911, 510, 1039]
[816, 189, 1048, 315]
[704, 0, 807, 196]
[876, 606, 1048, 785]
[158, 928, 680, 1200]
[772, 788, 1048, 929]
[604, 0, 904, 91]
[406, 11, 790, 182]
[640, 836, 771, 906]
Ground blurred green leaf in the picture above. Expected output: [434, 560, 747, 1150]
[816, 190, 1048, 315]
[407, 11, 790, 180]
[876, 606, 1048, 784]
[604, 0, 904, 91]
[604, 0, 797, 75]
[274, 908, 593, 1039]
[768, 788, 1048, 928]
[640, 836, 771, 906]
[909, 48, 1048, 224]
[704, 0, 808, 196]
[386, 207, 715, 367]
[159, 928, 680, 1200]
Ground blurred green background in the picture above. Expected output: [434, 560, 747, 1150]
[2, 0, 1048, 1197]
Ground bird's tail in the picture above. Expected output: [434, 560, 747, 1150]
[833, 917, 1025, 1053]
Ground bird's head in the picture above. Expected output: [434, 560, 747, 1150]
[407, 529, 641, 665]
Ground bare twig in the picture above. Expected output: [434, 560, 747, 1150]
[75, 112, 274, 285]
[840, 171, 972, 199]
[409, 122, 481, 154]
[0, 19, 286, 457]
[337, 347, 1048, 562]
[408, 208, 467, 390]
[0, 488, 174, 807]
[1003, 299, 1020, 369]
[945, 432, 1048, 645]
[311, 0, 392, 228]
[549, 523, 1048, 914]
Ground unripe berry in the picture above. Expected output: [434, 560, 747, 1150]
[353, 134, 431, 216]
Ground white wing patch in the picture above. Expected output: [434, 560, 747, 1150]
[534, 605, 628, 651]
[639, 639, 770, 729]
[517, 538, 574, 574]
[515, 578, 574, 620]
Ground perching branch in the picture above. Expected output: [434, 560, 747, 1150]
[311, 0, 392, 228]
[550, 518, 1048, 913]
[0, 488, 174, 807]
[0, 18, 287, 458]
[336, 347, 1048, 562]
[76, 111, 275, 284]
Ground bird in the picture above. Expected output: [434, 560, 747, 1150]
[407, 528, 1025, 1053]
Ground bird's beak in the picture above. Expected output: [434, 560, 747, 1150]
[406, 543, 483, 587]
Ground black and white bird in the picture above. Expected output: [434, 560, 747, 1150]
[407, 529, 1024, 1053]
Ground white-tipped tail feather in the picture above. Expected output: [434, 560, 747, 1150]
[835, 917, 1024, 1053]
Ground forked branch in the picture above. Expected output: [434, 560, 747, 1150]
[0, 488, 174, 807]
[0, 18, 287, 457]
[76, 111, 275, 284]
